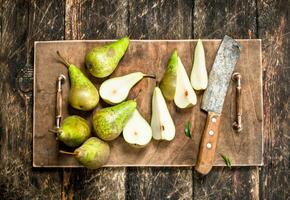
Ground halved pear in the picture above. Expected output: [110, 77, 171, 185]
[123, 109, 152, 148]
[100, 72, 155, 104]
[174, 57, 197, 108]
[151, 87, 175, 141]
[190, 39, 208, 90]
[160, 50, 197, 109]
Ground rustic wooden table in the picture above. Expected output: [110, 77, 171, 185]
[0, 0, 289, 199]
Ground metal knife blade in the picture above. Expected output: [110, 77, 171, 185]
[201, 35, 241, 114]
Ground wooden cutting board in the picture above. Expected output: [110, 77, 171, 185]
[33, 39, 263, 167]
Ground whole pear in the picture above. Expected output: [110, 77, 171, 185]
[57, 51, 99, 111]
[60, 137, 110, 169]
[93, 100, 137, 141]
[56, 115, 90, 147]
[85, 37, 130, 78]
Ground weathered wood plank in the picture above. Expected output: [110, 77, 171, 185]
[0, 0, 64, 199]
[62, 1, 128, 199]
[126, 1, 194, 199]
[193, 0, 259, 199]
[257, 0, 290, 199]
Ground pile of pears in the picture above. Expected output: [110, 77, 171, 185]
[53, 37, 208, 169]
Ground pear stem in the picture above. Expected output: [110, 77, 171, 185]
[48, 129, 58, 134]
[56, 51, 70, 68]
[143, 74, 156, 79]
[59, 150, 77, 156]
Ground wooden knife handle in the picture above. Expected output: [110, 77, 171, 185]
[195, 112, 221, 175]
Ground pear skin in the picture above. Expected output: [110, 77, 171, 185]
[85, 37, 130, 78]
[75, 137, 110, 169]
[159, 50, 178, 100]
[57, 115, 90, 147]
[93, 100, 137, 141]
[57, 51, 99, 111]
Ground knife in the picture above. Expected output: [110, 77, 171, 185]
[195, 35, 241, 175]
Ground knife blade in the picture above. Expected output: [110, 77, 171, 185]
[195, 35, 241, 175]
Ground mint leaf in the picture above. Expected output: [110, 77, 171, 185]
[185, 121, 191, 138]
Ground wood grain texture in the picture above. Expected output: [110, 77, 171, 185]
[62, 1, 128, 199]
[0, 0, 64, 199]
[33, 39, 262, 168]
[192, 0, 260, 200]
[258, 0, 290, 199]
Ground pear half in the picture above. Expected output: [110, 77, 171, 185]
[190, 39, 208, 90]
[174, 57, 197, 108]
[160, 50, 197, 109]
[151, 87, 175, 141]
[100, 72, 155, 104]
[123, 109, 152, 148]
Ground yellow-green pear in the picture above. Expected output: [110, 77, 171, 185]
[85, 37, 130, 78]
[57, 51, 99, 111]
[60, 137, 110, 169]
[53, 115, 90, 147]
[92, 100, 137, 141]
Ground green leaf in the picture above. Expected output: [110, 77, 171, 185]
[185, 121, 191, 138]
[220, 154, 231, 169]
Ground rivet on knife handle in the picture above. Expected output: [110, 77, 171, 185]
[56, 74, 66, 129]
[232, 72, 242, 132]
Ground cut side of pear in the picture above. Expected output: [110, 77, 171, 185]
[151, 87, 175, 141]
[123, 109, 152, 148]
[100, 72, 155, 104]
[190, 39, 208, 90]
[174, 57, 197, 108]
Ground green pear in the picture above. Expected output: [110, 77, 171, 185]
[57, 51, 99, 111]
[85, 37, 130, 78]
[92, 100, 137, 141]
[54, 115, 90, 147]
[60, 137, 110, 169]
[160, 50, 197, 108]
[100, 72, 155, 104]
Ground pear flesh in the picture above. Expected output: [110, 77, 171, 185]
[57, 115, 90, 147]
[93, 100, 137, 141]
[74, 137, 110, 169]
[174, 57, 197, 108]
[190, 39, 208, 90]
[57, 51, 99, 111]
[151, 87, 175, 141]
[160, 50, 197, 109]
[85, 37, 130, 78]
[100, 72, 155, 105]
[123, 109, 152, 148]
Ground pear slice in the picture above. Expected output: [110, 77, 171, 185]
[174, 57, 197, 108]
[100, 72, 155, 104]
[151, 87, 175, 141]
[123, 109, 152, 148]
[190, 39, 208, 90]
